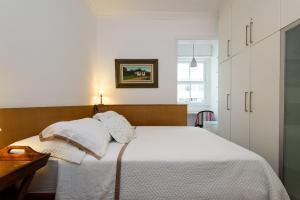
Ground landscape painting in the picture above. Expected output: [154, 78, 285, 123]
[122, 65, 152, 82]
[115, 59, 158, 88]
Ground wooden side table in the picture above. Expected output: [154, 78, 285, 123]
[0, 146, 50, 200]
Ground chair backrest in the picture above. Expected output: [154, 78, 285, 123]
[195, 110, 215, 128]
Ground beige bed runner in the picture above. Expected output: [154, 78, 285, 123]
[114, 143, 129, 200]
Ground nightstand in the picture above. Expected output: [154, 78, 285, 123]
[0, 146, 50, 200]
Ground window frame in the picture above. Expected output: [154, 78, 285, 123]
[177, 57, 211, 106]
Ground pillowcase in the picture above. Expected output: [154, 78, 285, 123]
[94, 111, 119, 120]
[11, 135, 86, 164]
[39, 118, 111, 159]
[93, 111, 136, 144]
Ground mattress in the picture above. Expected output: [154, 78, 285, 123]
[55, 126, 289, 200]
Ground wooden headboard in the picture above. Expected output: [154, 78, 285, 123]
[0, 104, 187, 148]
[97, 104, 187, 126]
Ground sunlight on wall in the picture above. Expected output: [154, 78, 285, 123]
[92, 96, 100, 105]
[91, 64, 117, 105]
[89, 63, 99, 105]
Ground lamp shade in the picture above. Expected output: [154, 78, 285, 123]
[190, 44, 197, 67]
[190, 57, 197, 68]
[99, 89, 104, 96]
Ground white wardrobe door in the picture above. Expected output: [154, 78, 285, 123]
[281, 0, 300, 28]
[219, 2, 231, 63]
[231, 49, 250, 149]
[231, 0, 251, 56]
[218, 59, 231, 139]
[250, 32, 280, 174]
[251, 0, 280, 44]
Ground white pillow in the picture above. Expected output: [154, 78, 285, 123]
[39, 118, 111, 159]
[94, 111, 119, 120]
[93, 111, 136, 144]
[11, 136, 86, 164]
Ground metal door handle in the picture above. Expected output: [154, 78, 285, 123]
[226, 94, 230, 110]
[246, 25, 249, 46]
[250, 20, 254, 44]
[227, 40, 230, 57]
[250, 91, 253, 112]
[245, 92, 248, 112]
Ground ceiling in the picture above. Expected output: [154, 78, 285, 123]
[87, 0, 223, 17]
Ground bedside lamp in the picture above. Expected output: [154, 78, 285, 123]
[93, 90, 104, 114]
[99, 89, 104, 105]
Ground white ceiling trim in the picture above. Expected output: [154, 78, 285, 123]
[95, 10, 218, 20]
[86, 0, 222, 18]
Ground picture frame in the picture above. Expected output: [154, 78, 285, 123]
[115, 59, 158, 88]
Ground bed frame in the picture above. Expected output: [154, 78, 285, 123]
[0, 104, 187, 149]
[0, 104, 187, 200]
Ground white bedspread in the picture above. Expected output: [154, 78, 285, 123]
[56, 126, 289, 200]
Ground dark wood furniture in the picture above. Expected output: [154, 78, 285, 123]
[0, 146, 50, 200]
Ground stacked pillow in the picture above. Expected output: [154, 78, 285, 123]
[39, 118, 112, 160]
[11, 111, 135, 164]
[93, 111, 136, 144]
[11, 136, 86, 164]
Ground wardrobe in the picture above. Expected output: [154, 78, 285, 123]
[219, 0, 300, 198]
[218, 0, 300, 175]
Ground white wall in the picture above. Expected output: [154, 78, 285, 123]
[0, 0, 97, 108]
[0, 1, 218, 108]
[95, 15, 218, 104]
[210, 40, 219, 119]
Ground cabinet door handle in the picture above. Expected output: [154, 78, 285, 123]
[226, 94, 230, 110]
[250, 20, 254, 44]
[245, 25, 249, 46]
[250, 91, 253, 112]
[244, 92, 248, 112]
[227, 40, 230, 57]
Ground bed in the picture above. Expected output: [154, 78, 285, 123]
[0, 105, 289, 200]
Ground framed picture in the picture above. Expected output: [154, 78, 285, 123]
[115, 59, 158, 88]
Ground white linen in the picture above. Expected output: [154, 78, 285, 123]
[40, 118, 111, 159]
[56, 143, 123, 200]
[93, 111, 135, 144]
[93, 111, 119, 120]
[56, 126, 289, 200]
[11, 136, 86, 164]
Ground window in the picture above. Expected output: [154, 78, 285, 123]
[177, 41, 214, 110]
[177, 59, 208, 104]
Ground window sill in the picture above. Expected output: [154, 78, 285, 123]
[188, 111, 200, 114]
[187, 103, 211, 114]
